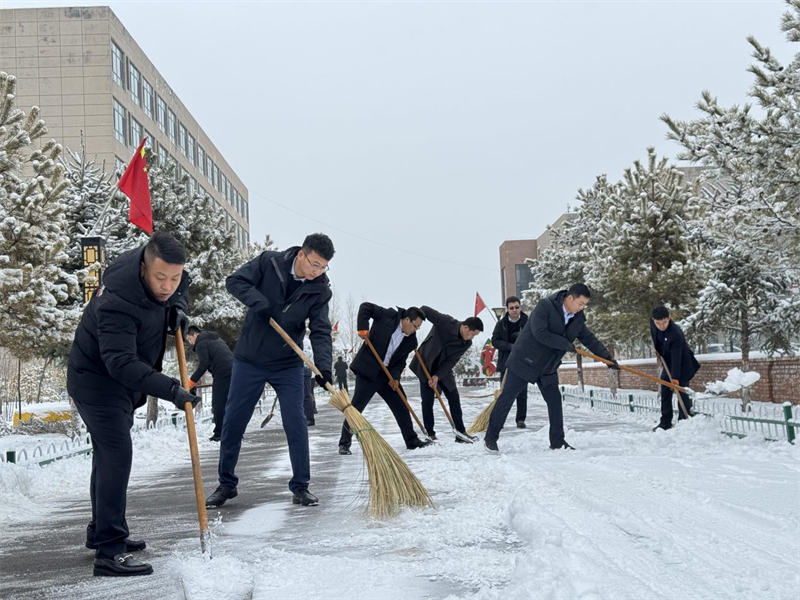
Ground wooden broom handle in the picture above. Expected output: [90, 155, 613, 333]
[656, 351, 691, 419]
[268, 318, 337, 395]
[413, 350, 456, 423]
[576, 348, 692, 395]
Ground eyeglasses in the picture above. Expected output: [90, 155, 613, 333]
[304, 254, 329, 274]
[411, 321, 423, 331]
[508, 306, 521, 311]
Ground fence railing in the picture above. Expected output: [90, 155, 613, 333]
[558, 386, 799, 443]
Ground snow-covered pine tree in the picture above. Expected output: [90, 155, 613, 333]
[0, 72, 80, 360]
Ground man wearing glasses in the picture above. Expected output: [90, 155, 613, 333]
[206, 234, 334, 508]
[484, 284, 619, 453]
[338, 303, 431, 455]
[491, 296, 529, 429]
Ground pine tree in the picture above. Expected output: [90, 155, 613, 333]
[0, 72, 80, 360]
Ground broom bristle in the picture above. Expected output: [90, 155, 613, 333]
[466, 388, 502, 434]
[328, 389, 434, 517]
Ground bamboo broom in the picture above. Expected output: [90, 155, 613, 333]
[269, 318, 434, 517]
[467, 371, 508, 434]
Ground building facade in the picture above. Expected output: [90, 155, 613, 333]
[0, 6, 250, 247]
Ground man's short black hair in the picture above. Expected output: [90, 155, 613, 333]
[187, 325, 201, 336]
[652, 306, 670, 320]
[567, 283, 591, 299]
[462, 316, 484, 332]
[505, 296, 521, 307]
[144, 231, 186, 265]
[302, 233, 335, 261]
[404, 306, 427, 322]
[339, 356, 344, 360]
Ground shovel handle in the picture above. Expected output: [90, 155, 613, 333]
[575, 348, 693, 396]
[656, 351, 691, 419]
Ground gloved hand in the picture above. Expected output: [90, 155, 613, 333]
[257, 304, 283, 326]
[607, 359, 621, 370]
[672, 378, 680, 386]
[167, 307, 189, 336]
[171, 381, 200, 411]
[511, 331, 520, 341]
[315, 369, 333, 389]
[357, 330, 369, 340]
[189, 386, 198, 397]
[565, 342, 577, 353]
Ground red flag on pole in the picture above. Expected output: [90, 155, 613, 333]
[333, 321, 339, 332]
[474, 292, 487, 317]
[118, 138, 152, 234]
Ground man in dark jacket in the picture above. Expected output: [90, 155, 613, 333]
[485, 284, 618, 453]
[411, 306, 483, 442]
[491, 296, 529, 428]
[206, 234, 334, 509]
[186, 326, 234, 442]
[338, 304, 431, 454]
[67, 232, 198, 577]
[651, 306, 700, 431]
[334, 356, 349, 392]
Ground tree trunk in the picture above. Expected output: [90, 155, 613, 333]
[607, 343, 618, 395]
[146, 396, 159, 427]
[17, 357, 22, 422]
[576, 353, 585, 394]
[36, 356, 53, 404]
[740, 311, 751, 412]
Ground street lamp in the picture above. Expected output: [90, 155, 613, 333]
[81, 236, 107, 303]
[491, 307, 505, 321]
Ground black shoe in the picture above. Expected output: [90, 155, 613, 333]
[550, 441, 575, 450]
[516, 421, 527, 429]
[209, 435, 221, 442]
[427, 433, 438, 441]
[93, 553, 153, 577]
[406, 437, 433, 450]
[652, 423, 672, 432]
[338, 444, 352, 455]
[205, 485, 238, 508]
[86, 538, 146, 552]
[455, 433, 478, 443]
[292, 489, 319, 506]
[307, 420, 315, 426]
[484, 439, 499, 454]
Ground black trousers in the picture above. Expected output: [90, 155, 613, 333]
[419, 380, 466, 436]
[498, 368, 528, 422]
[211, 375, 231, 438]
[304, 376, 316, 422]
[660, 371, 693, 426]
[337, 377, 348, 393]
[339, 375, 419, 448]
[74, 400, 134, 559]
[486, 369, 563, 447]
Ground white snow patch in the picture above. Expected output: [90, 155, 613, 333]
[706, 368, 761, 394]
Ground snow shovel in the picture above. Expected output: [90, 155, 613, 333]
[363, 336, 433, 443]
[413, 350, 475, 443]
[174, 328, 212, 557]
[655, 351, 691, 420]
[575, 348, 695, 396]
[260, 395, 279, 428]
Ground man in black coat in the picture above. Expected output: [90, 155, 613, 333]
[67, 232, 198, 577]
[186, 326, 234, 442]
[410, 306, 484, 442]
[206, 234, 334, 509]
[334, 356, 349, 392]
[651, 305, 700, 431]
[491, 296, 530, 428]
[485, 284, 618, 453]
[338, 304, 431, 454]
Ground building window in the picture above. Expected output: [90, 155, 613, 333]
[199, 184, 206, 199]
[142, 79, 153, 119]
[178, 123, 187, 156]
[129, 63, 141, 106]
[113, 98, 127, 145]
[157, 144, 167, 166]
[197, 146, 206, 176]
[129, 117, 142, 148]
[188, 176, 196, 196]
[187, 135, 196, 166]
[207, 157, 214, 183]
[111, 42, 124, 87]
[156, 96, 166, 132]
[167, 109, 176, 144]
[515, 264, 534, 298]
[213, 164, 219, 191]
[114, 155, 125, 176]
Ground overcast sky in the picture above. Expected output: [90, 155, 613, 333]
[5, 0, 792, 344]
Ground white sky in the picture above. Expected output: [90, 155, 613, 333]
[3, 0, 791, 345]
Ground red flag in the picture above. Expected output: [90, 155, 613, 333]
[333, 321, 339, 332]
[118, 138, 152, 234]
[474, 292, 487, 317]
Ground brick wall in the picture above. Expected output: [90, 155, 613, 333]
[558, 356, 800, 404]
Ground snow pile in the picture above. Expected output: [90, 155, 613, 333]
[174, 554, 254, 600]
[706, 368, 761, 394]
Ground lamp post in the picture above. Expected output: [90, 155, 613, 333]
[491, 307, 505, 322]
[81, 236, 107, 303]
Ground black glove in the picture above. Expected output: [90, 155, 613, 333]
[257, 304, 283, 326]
[607, 359, 620, 370]
[171, 381, 199, 411]
[167, 307, 189, 336]
[565, 342, 577, 353]
[511, 331, 520, 341]
[189, 386, 198, 397]
[315, 369, 333, 389]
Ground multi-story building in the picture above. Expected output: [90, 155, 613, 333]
[0, 5, 250, 247]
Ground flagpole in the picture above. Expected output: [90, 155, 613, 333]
[85, 187, 121, 237]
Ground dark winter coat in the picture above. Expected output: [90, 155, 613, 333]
[67, 247, 190, 409]
[190, 331, 234, 383]
[650, 320, 700, 384]
[334, 358, 349, 380]
[507, 291, 611, 384]
[410, 306, 470, 392]
[350, 304, 419, 382]
[226, 246, 332, 372]
[491, 312, 529, 372]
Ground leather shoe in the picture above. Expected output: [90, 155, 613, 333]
[292, 489, 319, 506]
[93, 553, 153, 577]
[205, 485, 238, 508]
[550, 441, 575, 450]
[338, 444, 352, 455]
[406, 437, 433, 450]
[516, 421, 527, 429]
[86, 538, 146, 552]
[484, 439, 499, 454]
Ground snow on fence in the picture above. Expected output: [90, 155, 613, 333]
[558, 386, 799, 443]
